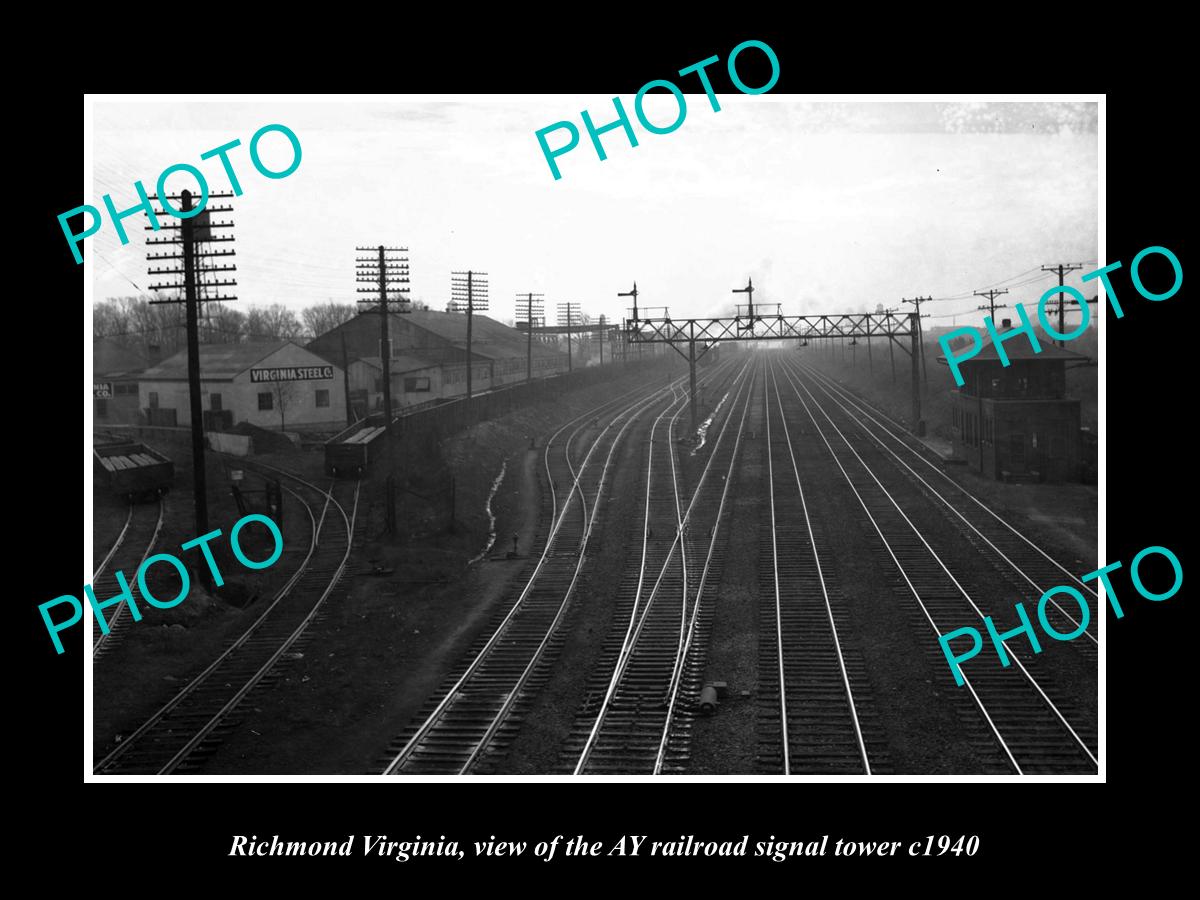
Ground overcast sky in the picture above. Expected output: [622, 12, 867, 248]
[89, 98, 1098, 331]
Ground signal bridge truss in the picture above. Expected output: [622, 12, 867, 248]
[626, 310, 925, 434]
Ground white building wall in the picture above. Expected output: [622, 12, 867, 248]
[141, 344, 347, 430]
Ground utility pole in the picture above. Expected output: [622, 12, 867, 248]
[598, 314, 606, 366]
[909, 312, 922, 436]
[902, 295, 932, 391]
[452, 270, 488, 398]
[516, 292, 544, 383]
[1041, 263, 1086, 347]
[340, 330, 354, 426]
[558, 301, 581, 372]
[356, 246, 410, 535]
[147, 188, 237, 580]
[974, 287, 1009, 320]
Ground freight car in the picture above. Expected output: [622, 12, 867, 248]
[324, 415, 389, 477]
[94, 441, 174, 502]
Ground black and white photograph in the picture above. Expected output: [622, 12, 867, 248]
[78, 95, 1110, 778]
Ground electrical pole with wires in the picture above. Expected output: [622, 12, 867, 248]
[974, 287, 1009, 321]
[558, 301, 581, 372]
[901, 295, 932, 391]
[516, 293, 544, 383]
[147, 188, 236, 576]
[356, 245, 410, 535]
[452, 270, 488, 399]
[1041, 262, 1086, 347]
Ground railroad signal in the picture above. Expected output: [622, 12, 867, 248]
[733, 276, 755, 330]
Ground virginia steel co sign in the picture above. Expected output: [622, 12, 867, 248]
[249, 365, 334, 383]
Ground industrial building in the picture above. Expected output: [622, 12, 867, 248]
[307, 310, 569, 407]
[93, 337, 160, 425]
[138, 341, 347, 431]
[345, 353, 489, 416]
[942, 330, 1089, 482]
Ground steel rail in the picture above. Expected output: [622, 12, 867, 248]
[777, 359, 1096, 772]
[652, 360, 757, 773]
[572, 358, 753, 773]
[92, 504, 133, 582]
[381, 371, 696, 775]
[796, 361, 1100, 614]
[767, 362, 871, 774]
[157, 481, 359, 774]
[93, 467, 352, 774]
[92, 498, 165, 658]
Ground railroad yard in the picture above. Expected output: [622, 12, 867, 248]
[81, 98, 1105, 780]
[90, 349, 1098, 776]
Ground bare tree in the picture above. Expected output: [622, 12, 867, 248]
[203, 302, 247, 344]
[301, 302, 358, 338]
[93, 296, 185, 356]
[245, 304, 304, 341]
[270, 380, 299, 431]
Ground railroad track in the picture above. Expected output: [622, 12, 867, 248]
[92, 499, 165, 660]
[93, 468, 359, 774]
[793, 360, 1098, 646]
[380, 364, 735, 775]
[755, 361, 877, 774]
[565, 358, 754, 774]
[774, 357, 1096, 773]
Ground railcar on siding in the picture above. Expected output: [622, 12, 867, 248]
[93, 441, 174, 502]
[324, 415, 390, 477]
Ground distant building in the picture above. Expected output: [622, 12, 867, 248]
[346, 353, 483, 414]
[93, 337, 161, 425]
[940, 328, 1089, 482]
[307, 310, 569, 408]
[138, 341, 347, 431]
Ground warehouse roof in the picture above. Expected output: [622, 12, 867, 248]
[354, 354, 439, 375]
[94, 337, 153, 378]
[142, 341, 302, 381]
[399, 310, 567, 360]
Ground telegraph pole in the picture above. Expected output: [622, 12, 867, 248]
[974, 287, 1009, 320]
[516, 292, 544, 383]
[340, 330, 354, 425]
[901, 295, 931, 391]
[558, 301, 581, 372]
[1041, 263, 1086, 347]
[452, 270, 488, 398]
[147, 187, 237, 567]
[356, 245, 410, 534]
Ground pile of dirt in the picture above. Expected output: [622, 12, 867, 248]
[230, 422, 300, 453]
